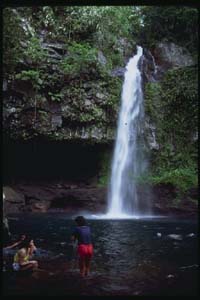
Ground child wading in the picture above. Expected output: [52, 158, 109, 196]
[71, 216, 93, 278]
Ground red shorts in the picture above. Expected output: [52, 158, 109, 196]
[77, 244, 93, 258]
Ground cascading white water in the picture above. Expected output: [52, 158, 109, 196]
[106, 45, 148, 218]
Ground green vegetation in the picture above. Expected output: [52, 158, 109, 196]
[97, 150, 112, 187]
[150, 168, 197, 192]
[59, 42, 99, 78]
[48, 92, 62, 102]
[15, 70, 42, 90]
[3, 8, 25, 74]
[139, 6, 198, 54]
[138, 165, 197, 195]
[144, 66, 198, 195]
[144, 82, 162, 122]
[3, 6, 140, 76]
[25, 36, 47, 64]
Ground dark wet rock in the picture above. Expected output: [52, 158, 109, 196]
[144, 117, 159, 150]
[3, 80, 8, 91]
[97, 50, 107, 66]
[3, 192, 11, 240]
[3, 181, 197, 216]
[31, 202, 49, 212]
[51, 115, 62, 129]
[3, 40, 123, 143]
[137, 182, 197, 217]
[142, 49, 158, 83]
[116, 37, 136, 60]
[3, 186, 25, 213]
[41, 42, 66, 54]
[151, 184, 198, 217]
[153, 42, 195, 69]
[142, 41, 196, 83]
[142, 42, 195, 84]
[3, 183, 107, 214]
[110, 67, 125, 77]
[13, 79, 35, 98]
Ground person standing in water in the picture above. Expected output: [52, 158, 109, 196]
[71, 216, 93, 278]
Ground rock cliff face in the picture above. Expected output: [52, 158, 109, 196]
[3, 193, 11, 241]
[142, 41, 195, 84]
[3, 36, 135, 144]
[142, 41, 195, 151]
[3, 19, 136, 215]
[153, 42, 195, 69]
[3, 38, 194, 146]
[3, 184, 107, 214]
[3, 183, 197, 217]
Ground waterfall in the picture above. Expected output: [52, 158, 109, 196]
[107, 45, 149, 218]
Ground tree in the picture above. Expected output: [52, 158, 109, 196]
[139, 6, 198, 53]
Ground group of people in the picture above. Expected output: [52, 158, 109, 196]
[3, 216, 93, 278]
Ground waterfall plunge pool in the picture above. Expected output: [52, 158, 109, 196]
[3, 213, 198, 296]
[89, 213, 166, 219]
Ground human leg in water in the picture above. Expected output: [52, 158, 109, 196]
[85, 256, 91, 276]
[79, 257, 86, 278]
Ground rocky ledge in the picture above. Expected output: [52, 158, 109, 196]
[3, 182, 198, 217]
[3, 183, 107, 215]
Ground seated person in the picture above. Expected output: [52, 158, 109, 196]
[3, 234, 28, 270]
[13, 238, 38, 271]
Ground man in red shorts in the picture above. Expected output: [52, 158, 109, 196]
[71, 216, 93, 278]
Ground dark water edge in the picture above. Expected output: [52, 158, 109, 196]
[2, 213, 199, 296]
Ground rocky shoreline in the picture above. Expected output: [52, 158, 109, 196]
[3, 182, 198, 217]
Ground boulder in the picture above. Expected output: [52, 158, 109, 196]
[144, 118, 159, 150]
[3, 186, 25, 213]
[31, 202, 49, 212]
[97, 51, 107, 66]
[153, 42, 195, 69]
[111, 67, 125, 78]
